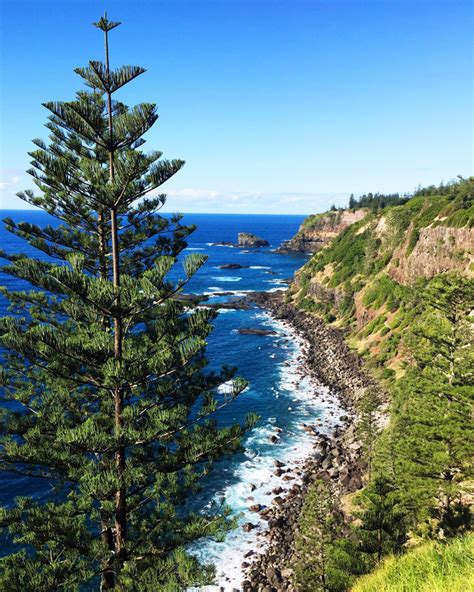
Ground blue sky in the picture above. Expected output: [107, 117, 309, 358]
[0, 0, 472, 213]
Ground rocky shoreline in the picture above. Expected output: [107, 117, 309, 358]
[238, 291, 377, 592]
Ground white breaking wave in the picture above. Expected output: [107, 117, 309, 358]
[267, 286, 288, 293]
[211, 276, 242, 282]
[188, 317, 343, 591]
[203, 289, 257, 298]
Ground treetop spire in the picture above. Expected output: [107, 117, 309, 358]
[93, 13, 121, 33]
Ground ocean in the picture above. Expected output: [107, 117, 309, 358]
[0, 211, 336, 589]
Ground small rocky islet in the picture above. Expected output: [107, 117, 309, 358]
[210, 232, 270, 249]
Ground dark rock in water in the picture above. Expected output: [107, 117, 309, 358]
[206, 298, 251, 311]
[249, 504, 264, 512]
[238, 232, 270, 247]
[242, 522, 257, 532]
[206, 291, 235, 297]
[238, 328, 277, 336]
[174, 293, 209, 304]
[219, 263, 248, 269]
[269, 435, 280, 444]
[211, 241, 234, 246]
[274, 459, 286, 468]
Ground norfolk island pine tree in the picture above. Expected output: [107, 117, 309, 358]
[0, 15, 257, 591]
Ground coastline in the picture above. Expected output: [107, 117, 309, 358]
[194, 308, 345, 592]
[240, 290, 376, 592]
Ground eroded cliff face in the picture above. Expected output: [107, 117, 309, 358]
[288, 185, 474, 371]
[388, 225, 473, 284]
[278, 209, 367, 253]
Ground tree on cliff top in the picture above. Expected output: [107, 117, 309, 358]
[0, 15, 255, 591]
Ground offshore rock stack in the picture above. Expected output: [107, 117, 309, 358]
[240, 291, 378, 592]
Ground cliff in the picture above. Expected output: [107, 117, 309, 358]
[244, 179, 473, 591]
[288, 178, 474, 370]
[271, 178, 474, 591]
[277, 209, 367, 253]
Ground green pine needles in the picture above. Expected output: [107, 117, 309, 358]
[0, 15, 257, 591]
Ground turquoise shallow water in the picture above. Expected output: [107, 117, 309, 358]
[0, 211, 338, 588]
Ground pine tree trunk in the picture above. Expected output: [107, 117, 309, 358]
[98, 211, 116, 590]
[98, 211, 107, 279]
[104, 25, 127, 585]
[100, 522, 116, 590]
[111, 206, 127, 570]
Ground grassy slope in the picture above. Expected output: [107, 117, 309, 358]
[351, 534, 474, 592]
[289, 178, 474, 379]
[301, 209, 344, 231]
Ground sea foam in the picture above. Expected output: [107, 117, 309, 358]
[188, 316, 343, 591]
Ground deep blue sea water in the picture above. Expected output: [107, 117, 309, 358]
[0, 211, 339, 590]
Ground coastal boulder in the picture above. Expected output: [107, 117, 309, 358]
[238, 232, 270, 247]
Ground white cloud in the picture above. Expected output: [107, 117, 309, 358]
[0, 169, 31, 209]
[162, 188, 349, 214]
[0, 174, 350, 215]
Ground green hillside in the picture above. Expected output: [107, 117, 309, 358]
[290, 178, 473, 376]
[285, 178, 473, 591]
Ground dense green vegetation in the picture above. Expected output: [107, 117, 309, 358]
[345, 178, 473, 217]
[288, 179, 473, 591]
[351, 534, 474, 592]
[292, 480, 365, 592]
[0, 17, 255, 591]
[292, 178, 473, 338]
[348, 192, 409, 211]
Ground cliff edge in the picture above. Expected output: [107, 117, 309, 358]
[277, 209, 367, 253]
